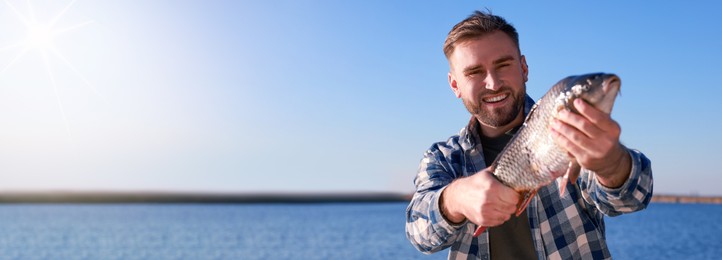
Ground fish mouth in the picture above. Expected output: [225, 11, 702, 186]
[482, 93, 509, 103]
[603, 75, 621, 94]
[595, 74, 622, 113]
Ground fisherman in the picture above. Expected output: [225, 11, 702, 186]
[405, 10, 653, 259]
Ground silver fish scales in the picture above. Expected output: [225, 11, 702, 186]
[473, 73, 621, 237]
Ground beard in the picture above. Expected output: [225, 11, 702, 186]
[462, 86, 525, 128]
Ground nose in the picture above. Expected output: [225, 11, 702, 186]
[484, 71, 502, 91]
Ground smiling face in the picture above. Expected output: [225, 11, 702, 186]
[447, 31, 529, 137]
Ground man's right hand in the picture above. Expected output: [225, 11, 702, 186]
[440, 166, 519, 227]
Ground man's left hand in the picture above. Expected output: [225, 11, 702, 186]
[550, 98, 631, 188]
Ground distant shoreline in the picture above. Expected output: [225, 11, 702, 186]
[650, 194, 722, 204]
[0, 191, 412, 204]
[0, 192, 719, 204]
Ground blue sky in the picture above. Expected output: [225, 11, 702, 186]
[0, 1, 720, 195]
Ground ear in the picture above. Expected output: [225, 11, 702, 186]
[448, 71, 461, 98]
[520, 55, 529, 83]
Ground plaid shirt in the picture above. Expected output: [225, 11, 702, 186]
[405, 95, 653, 260]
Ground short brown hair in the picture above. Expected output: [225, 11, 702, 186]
[443, 10, 520, 59]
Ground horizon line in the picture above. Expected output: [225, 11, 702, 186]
[0, 191, 413, 204]
[0, 191, 719, 204]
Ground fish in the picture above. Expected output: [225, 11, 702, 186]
[473, 73, 622, 237]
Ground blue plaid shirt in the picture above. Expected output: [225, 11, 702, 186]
[405, 95, 653, 260]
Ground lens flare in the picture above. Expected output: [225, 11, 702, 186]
[27, 23, 55, 49]
[1, 0, 100, 137]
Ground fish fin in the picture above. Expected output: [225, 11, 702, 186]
[473, 226, 487, 237]
[569, 162, 581, 184]
[558, 161, 581, 196]
[515, 190, 537, 217]
[558, 173, 569, 197]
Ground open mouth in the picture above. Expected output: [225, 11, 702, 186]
[483, 93, 508, 103]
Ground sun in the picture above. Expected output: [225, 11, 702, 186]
[1, 0, 100, 137]
[27, 22, 55, 50]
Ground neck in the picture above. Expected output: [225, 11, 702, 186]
[477, 112, 524, 138]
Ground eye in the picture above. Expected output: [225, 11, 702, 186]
[465, 69, 483, 77]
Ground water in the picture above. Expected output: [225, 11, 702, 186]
[606, 203, 722, 259]
[0, 203, 718, 259]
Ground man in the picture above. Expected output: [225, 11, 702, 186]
[405, 11, 653, 260]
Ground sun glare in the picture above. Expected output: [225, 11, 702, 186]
[1, 0, 102, 137]
[27, 23, 55, 50]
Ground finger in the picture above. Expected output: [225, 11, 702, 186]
[488, 209, 512, 226]
[573, 99, 619, 132]
[497, 201, 517, 215]
[479, 218, 502, 228]
[556, 108, 603, 139]
[485, 165, 496, 173]
[496, 186, 520, 205]
[476, 209, 506, 227]
[507, 204, 518, 215]
[550, 125, 587, 159]
[498, 212, 511, 223]
[551, 119, 596, 151]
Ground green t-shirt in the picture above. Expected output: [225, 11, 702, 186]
[480, 128, 537, 260]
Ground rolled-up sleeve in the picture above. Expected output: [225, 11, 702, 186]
[405, 143, 466, 254]
[579, 148, 654, 216]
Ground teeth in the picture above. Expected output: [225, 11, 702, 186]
[484, 94, 508, 103]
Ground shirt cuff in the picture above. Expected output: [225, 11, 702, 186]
[432, 186, 467, 231]
[593, 148, 639, 198]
